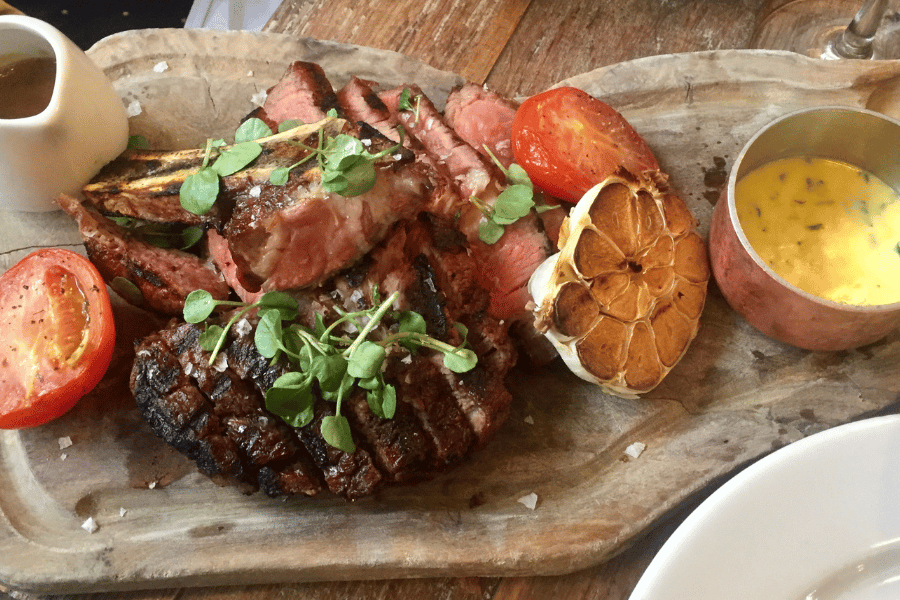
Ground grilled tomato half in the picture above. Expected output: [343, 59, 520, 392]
[511, 86, 659, 203]
[0, 248, 115, 428]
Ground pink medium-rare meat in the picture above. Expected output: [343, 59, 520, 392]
[56, 194, 231, 316]
[248, 61, 342, 129]
[380, 84, 499, 210]
[444, 83, 519, 168]
[381, 84, 553, 322]
[222, 140, 434, 293]
[339, 77, 460, 217]
[337, 76, 398, 142]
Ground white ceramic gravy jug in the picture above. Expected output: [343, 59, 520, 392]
[0, 15, 127, 212]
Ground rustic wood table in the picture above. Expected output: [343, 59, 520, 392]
[0, 0, 893, 598]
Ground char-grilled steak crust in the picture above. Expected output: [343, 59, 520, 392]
[130, 214, 517, 500]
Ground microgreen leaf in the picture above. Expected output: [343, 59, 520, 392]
[257, 291, 299, 321]
[398, 88, 421, 125]
[493, 184, 535, 224]
[235, 118, 273, 143]
[326, 108, 340, 118]
[321, 415, 355, 452]
[269, 166, 291, 185]
[324, 134, 366, 170]
[478, 219, 505, 244]
[443, 347, 478, 373]
[181, 225, 205, 249]
[183, 289, 217, 323]
[198, 324, 226, 352]
[367, 383, 396, 419]
[347, 341, 385, 379]
[265, 372, 315, 428]
[254, 309, 286, 359]
[310, 354, 348, 393]
[212, 141, 263, 176]
[337, 160, 377, 197]
[180, 167, 219, 215]
[505, 163, 533, 188]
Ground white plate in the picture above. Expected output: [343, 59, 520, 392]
[630, 414, 900, 600]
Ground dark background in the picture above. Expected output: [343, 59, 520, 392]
[10, 0, 196, 49]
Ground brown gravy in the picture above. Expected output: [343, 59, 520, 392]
[0, 56, 56, 119]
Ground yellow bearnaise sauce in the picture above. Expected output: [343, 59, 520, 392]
[735, 156, 900, 306]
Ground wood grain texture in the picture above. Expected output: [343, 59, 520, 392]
[265, 0, 774, 96]
[0, 0, 22, 16]
[265, 0, 532, 86]
[5, 2, 892, 600]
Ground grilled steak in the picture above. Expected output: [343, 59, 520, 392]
[57, 193, 231, 316]
[129, 215, 516, 499]
[68, 60, 564, 500]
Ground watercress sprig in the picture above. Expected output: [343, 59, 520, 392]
[471, 146, 563, 244]
[398, 88, 422, 125]
[181, 288, 477, 453]
[179, 130, 264, 215]
[269, 123, 406, 197]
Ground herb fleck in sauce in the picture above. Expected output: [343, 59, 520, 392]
[736, 156, 900, 306]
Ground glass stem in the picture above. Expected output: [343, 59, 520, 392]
[833, 0, 889, 58]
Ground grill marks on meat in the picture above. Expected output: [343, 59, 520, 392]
[81, 120, 342, 228]
[131, 324, 323, 496]
[130, 213, 517, 499]
[57, 194, 231, 316]
[248, 61, 343, 130]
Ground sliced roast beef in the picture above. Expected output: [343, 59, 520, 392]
[338, 77, 460, 218]
[247, 61, 343, 130]
[57, 194, 231, 316]
[221, 132, 436, 293]
[444, 82, 519, 168]
[380, 84, 501, 210]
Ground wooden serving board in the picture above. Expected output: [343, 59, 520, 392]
[2, 29, 900, 594]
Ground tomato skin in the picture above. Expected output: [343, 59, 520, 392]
[0, 249, 115, 429]
[511, 86, 659, 202]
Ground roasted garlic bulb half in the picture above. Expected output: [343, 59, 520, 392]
[529, 170, 710, 399]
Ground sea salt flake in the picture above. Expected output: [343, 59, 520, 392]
[58, 436, 73, 450]
[212, 352, 228, 373]
[624, 442, 647, 459]
[119, 507, 127, 517]
[400, 353, 413, 365]
[148, 481, 158, 489]
[524, 415, 534, 425]
[60, 453, 67, 461]
[517, 492, 538, 510]
[153, 61, 169, 73]
[246, 70, 254, 77]
[235, 317, 253, 337]
[249, 185, 262, 198]
[251, 89, 268, 107]
[81, 517, 99, 533]
[126, 100, 142, 117]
